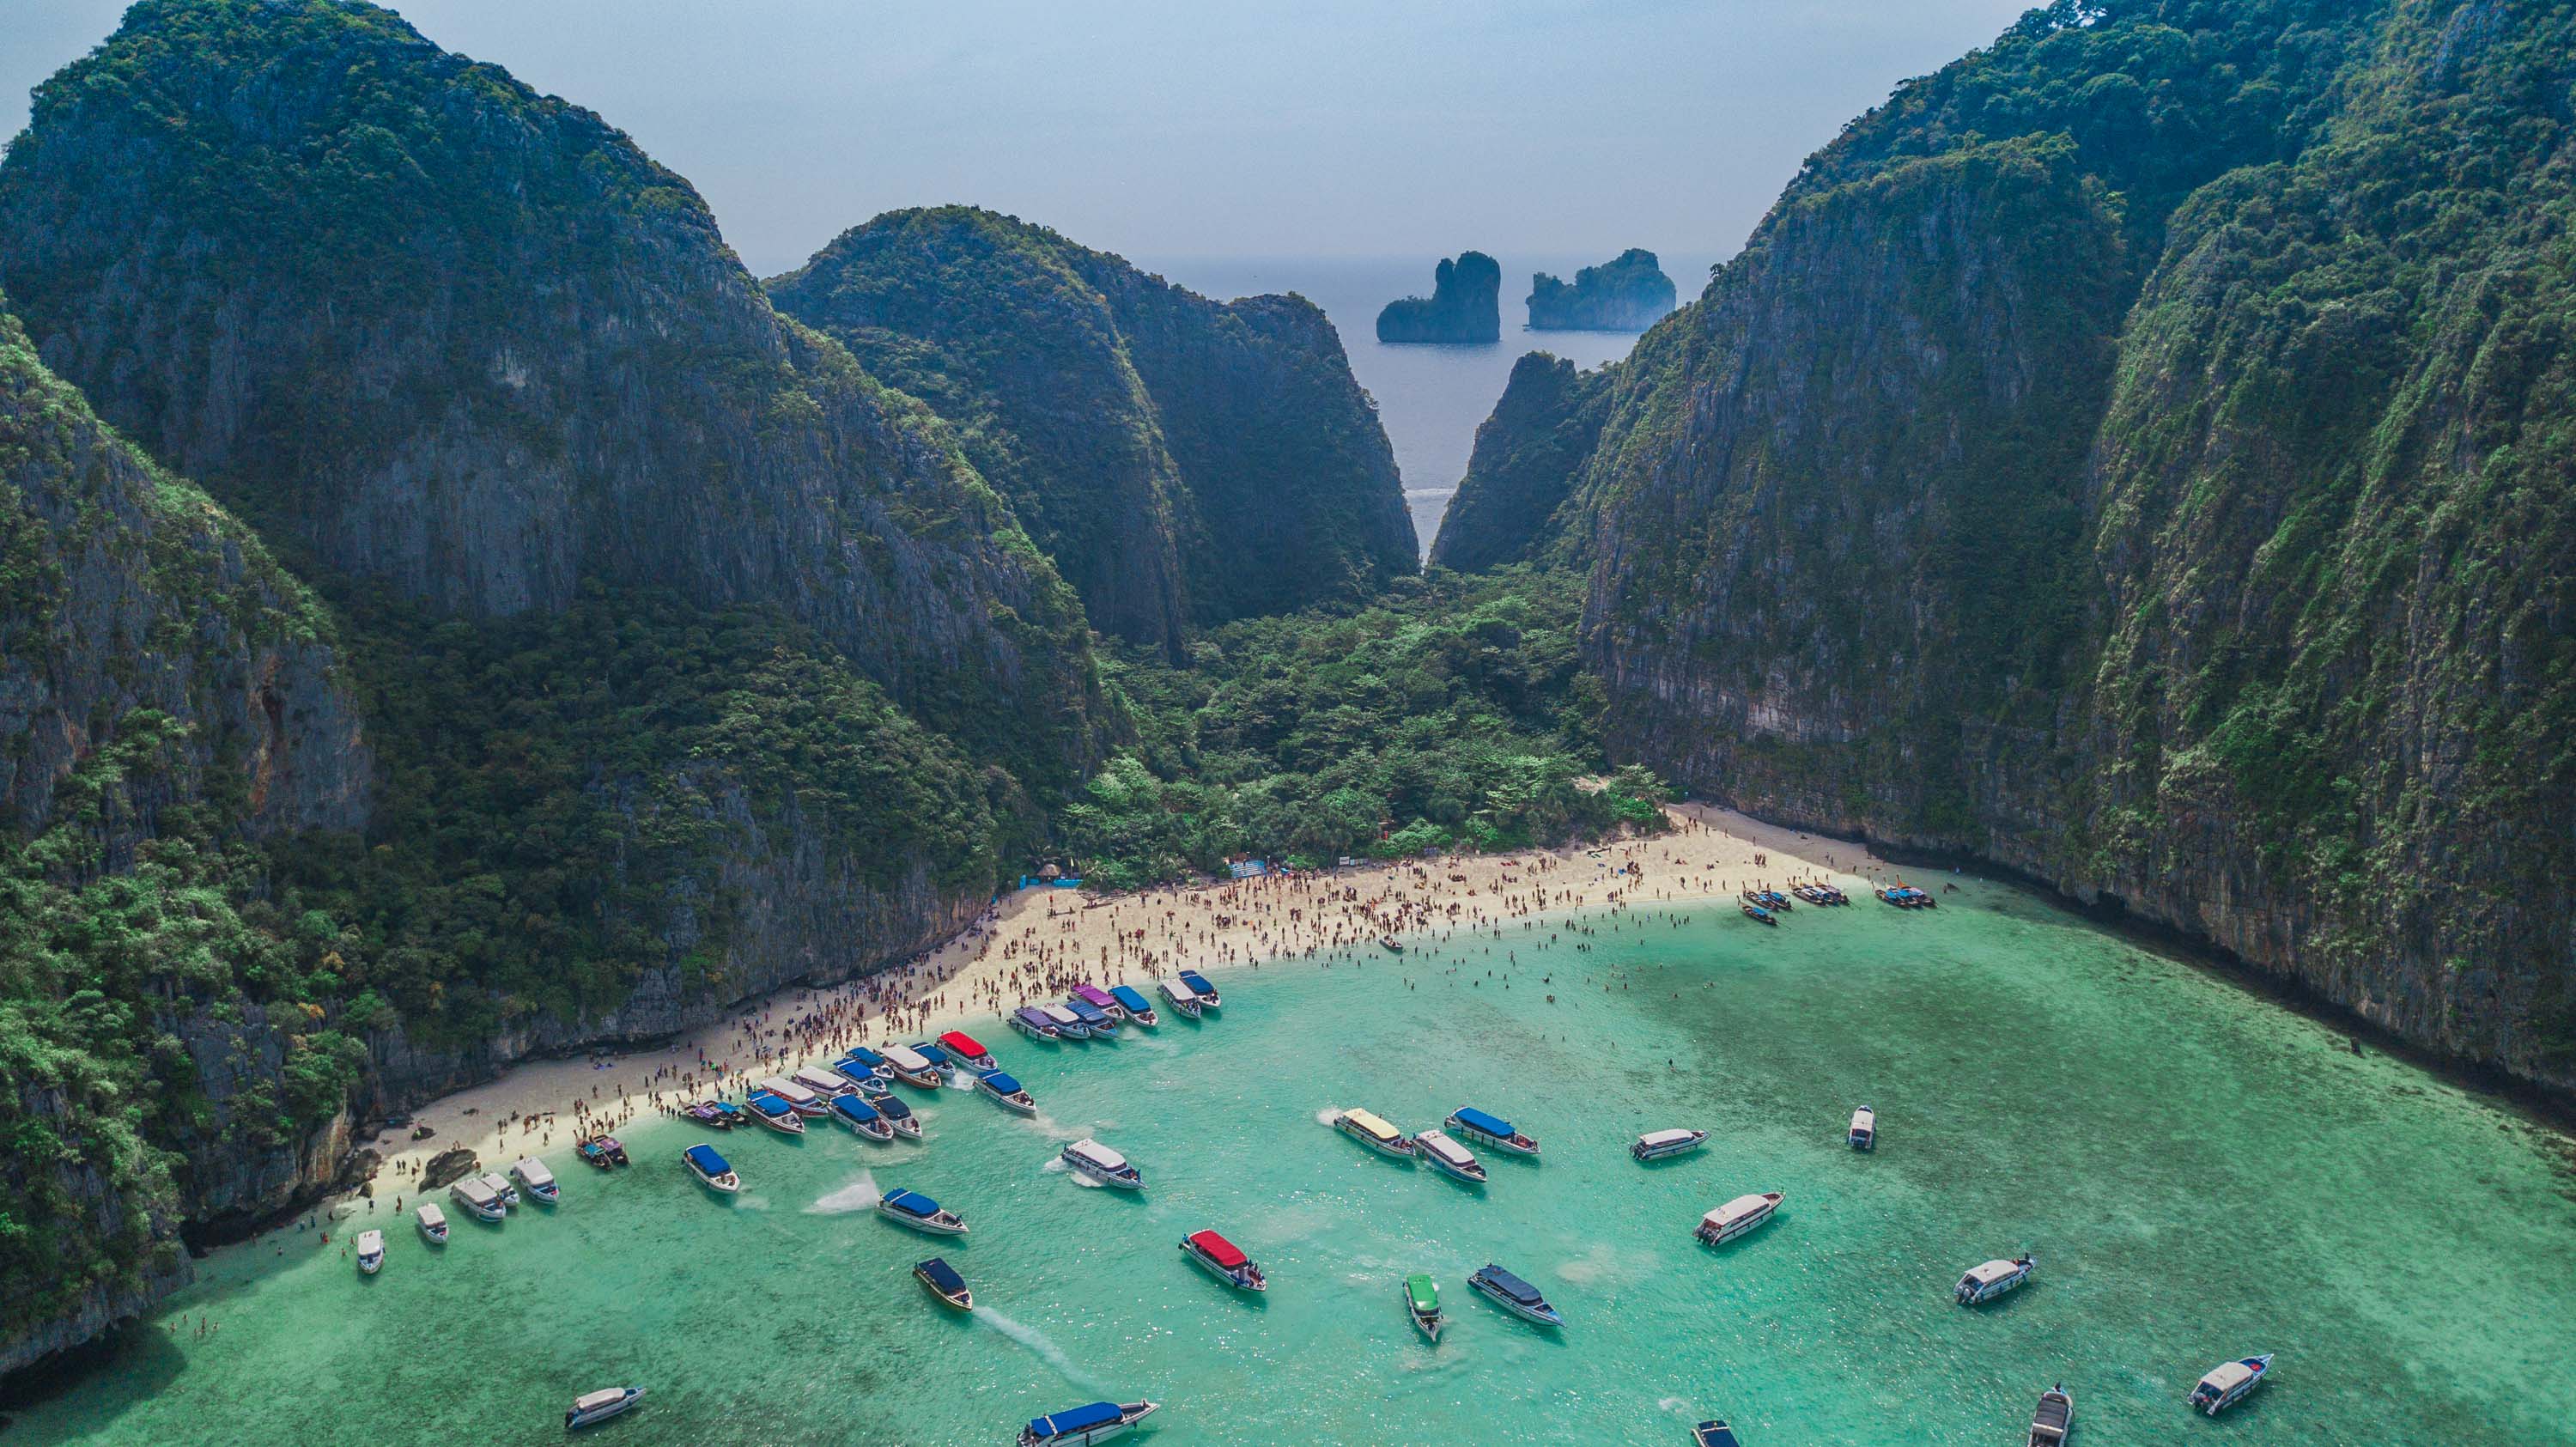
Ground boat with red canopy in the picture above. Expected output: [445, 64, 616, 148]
[937, 1030, 995, 1071]
[1178, 1229, 1266, 1292]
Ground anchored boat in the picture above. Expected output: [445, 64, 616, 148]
[1632, 1128, 1709, 1162]
[882, 1045, 944, 1088]
[415, 1202, 448, 1244]
[1108, 984, 1159, 1027]
[683, 1142, 739, 1194]
[477, 1170, 520, 1209]
[1413, 1129, 1487, 1183]
[915, 1255, 972, 1310]
[1176, 969, 1220, 1008]
[574, 1134, 628, 1168]
[975, 1069, 1039, 1114]
[448, 1176, 506, 1223]
[830, 1093, 896, 1141]
[1062, 997, 1119, 1037]
[1848, 1105, 1877, 1152]
[1072, 983, 1125, 1021]
[878, 1188, 969, 1235]
[1061, 1137, 1143, 1189]
[565, 1387, 645, 1431]
[937, 1030, 997, 1070]
[1157, 977, 1203, 1019]
[1691, 1422, 1743, 1447]
[1040, 1002, 1092, 1040]
[908, 1042, 962, 1081]
[1404, 1273, 1443, 1342]
[1012, 1006, 1064, 1041]
[1018, 1401, 1160, 1447]
[1696, 1191, 1784, 1246]
[746, 1091, 807, 1136]
[842, 1046, 896, 1079]
[1334, 1107, 1416, 1159]
[1446, 1106, 1540, 1157]
[872, 1091, 925, 1140]
[2029, 1384, 2074, 1445]
[1741, 902, 1777, 926]
[354, 1229, 385, 1274]
[756, 1076, 831, 1117]
[1467, 1263, 1562, 1327]
[1956, 1254, 2034, 1305]
[792, 1064, 854, 1101]
[2188, 1354, 2272, 1415]
[1179, 1228, 1265, 1291]
[511, 1157, 560, 1205]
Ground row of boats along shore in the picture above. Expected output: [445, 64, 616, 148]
[397, 950, 2267, 1444]
[1736, 878, 1940, 926]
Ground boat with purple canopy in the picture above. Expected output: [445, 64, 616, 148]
[1012, 1006, 1064, 1042]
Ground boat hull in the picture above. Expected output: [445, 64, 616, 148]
[1447, 1116, 1539, 1156]
[1697, 1209, 1778, 1245]
[1631, 1133, 1708, 1162]
[979, 1085, 1038, 1114]
[1180, 1243, 1265, 1292]
[878, 1205, 968, 1235]
[1066, 1157, 1143, 1189]
[1467, 1277, 1561, 1327]
[753, 1110, 805, 1136]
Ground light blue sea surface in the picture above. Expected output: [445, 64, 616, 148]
[21, 884, 2574, 1444]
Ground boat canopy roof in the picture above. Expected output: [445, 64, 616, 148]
[513, 1158, 556, 1185]
[1417, 1130, 1476, 1166]
[453, 1177, 498, 1202]
[355, 1229, 384, 1249]
[416, 1203, 446, 1224]
[848, 1047, 889, 1066]
[1066, 1138, 1128, 1170]
[2202, 1360, 2261, 1390]
[1109, 985, 1152, 1012]
[748, 1091, 793, 1113]
[883, 1189, 942, 1217]
[1187, 1230, 1248, 1268]
[1478, 1265, 1543, 1304]
[872, 1094, 914, 1118]
[683, 1144, 730, 1174]
[917, 1257, 966, 1293]
[1040, 1003, 1083, 1024]
[882, 1045, 932, 1071]
[793, 1064, 846, 1085]
[981, 1071, 1025, 1094]
[1030, 1402, 1121, 1437]
[1063, 998, 1109, 1023]
[1451, 1107, 1515, 1137]
[1177, 969, 1215, 991]
[1341, 1108, 1400, 1140]
[1072, 984, 1116, 1006]
[1640, 1128, 1701, 1147]
[912, 1043, 953, 1067]
[1708, 1192, 1781, 1225]
[759, 1075, 816, 1101]
[574, 1389, 630, 1412]
[832, 1095, 883, 1122]
[1406, 1274, 1438, 1311]
[939, 1030, 987, 1056]
[1962, 1258, 2023, 1284]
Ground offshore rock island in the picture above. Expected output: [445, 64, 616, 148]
[1525, 248, 1677, 331]
[1375, 251, 1503, 343]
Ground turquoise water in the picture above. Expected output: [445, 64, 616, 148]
[20, 884, 2576, 1445]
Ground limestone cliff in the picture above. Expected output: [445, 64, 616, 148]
[1427, 352, 1615, 574]
[1526, 249, 1676, 331]
[1376, 252, 1503, 344]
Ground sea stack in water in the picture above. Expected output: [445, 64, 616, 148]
[1526, 249, 1675, 331]
[1376, 252, 1502, 343]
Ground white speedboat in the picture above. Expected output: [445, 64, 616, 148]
[883, 1045, 945, 1087]
[1413, 1129, 1487, 1183]
[1018, 1400, 1159, 1446]
[510, 1157, 560, 1205]
[448, 1176, 506, 1223]
[830, 1092, 896, 1141]
[975, 1069, 1038, 1114]
[1445, 1107, 1539, 1157]
[566, 1386, 645, 1430]
[1631, 1128, 1708, 1162]
[1108, 985, 1159, 1028]
[1037, 1003, 1091, 1040]
[792, 1064, 855, 1101]
[1334, 1107, 1416, 1159]
[1696, 1191, 1784, 1246]
[1849, 1105, 1877, 1151]
[1061, 1137, 1143, 1189]
[872, 1091, 925, 1140]
[745, 1091, 807, 1136]
[878, 1188, 969, 1234]
[683, 1143, 739, 1194]
[354, 1229, 385, 1274]
[1157, 977, 1202, 1019]
[1467, 1263, 1561, 1327]
[1176, 969, 1221, 1008]
[1956, 1254, 2034, 1305]
[1011, 1006, 1063, 1041]
[2189, 1354, 2273, 1415]
[756, 1075, 831, 1117]
[477, 1170, 519, 1209]
[415, 1202, 447, 1244]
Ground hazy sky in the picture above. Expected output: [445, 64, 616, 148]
[5, 0, 2032, 277]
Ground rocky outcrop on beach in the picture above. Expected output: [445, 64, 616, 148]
[1526, 249, 1676, 331]
[1427, 352, 1616, 574]
[769, 207, 1418, 651]
[1376, 252, 1503, 344]
[1522, 0, 2576, 1089]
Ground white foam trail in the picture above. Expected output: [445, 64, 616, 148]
[805, 1170, 880, 1215]
[1658, 1397, 1692, 1414]
[1315, 1105, 1346, 1128]
[1042, 1158, 1105, 1189]
[977, 1309, 1105, 1392]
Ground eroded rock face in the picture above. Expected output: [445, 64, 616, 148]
[1428, 351, 1617, 574]
[1527, 250, 1676, 332]
[1376, 252, 1503, 344]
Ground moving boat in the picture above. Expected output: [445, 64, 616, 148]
[909, 1042, 963, 1080]
[878, 1188, 969, 1234]
[1061, 1137, 1144, 1189]
[1178, 1228, 1265, 1291]
[1157, 978, 1203, 1020]
[1404, 1273, 1443, 1342]
[1018, 1401, 1160, 1447]
[831, 1092, 896, 1141]
[1108, 984, 1159, 1027]
[756, 1076, 831, 1117]
[975, 1069, 1039, 1114]
[565, 1387, 645, 1431]
[1176, 969, 1221, 1008]
[511, 1157, 560, 1205]
[1696, 1191, 1784, 1246]
[882, 1045, 944, 1088]
[938, 1030, 997, 1070]
[683, 1142, 740, 1194]
[1632, 1128, 1709, 1162]
[2029, 1384, 2073, 1446]
[1062, 997, 1119, 1037]
[872, 1091, 925, 1140]
[574, 1134, 628, 1168]
[793, 1064, 855, 1100]
[477, 1170, 520, 1209]
[915, 1255, 972, 1310]
[842, 1046, 896, 1079]
[1040, 1002, 1092, 1040]
[1692, 1422, 1743, 1447]
[354, 1229, 385, 1274]
[1012, 1006, 1065, 1042]
[1741, 902, 1776, 926]
[746, 1091, 808, 1136]
[415, 1202, 448, 1244]
[1446, 1106, 1540, 1157]
[1071, 983, 1124, 1021]
[1848, 1106, 1877, 1152]
[1956, 1254, 2034, 1305]
[1334, 1107, 1416, 1159]
[448, 1176, 506, 1223]
[1413, 1129, 1487, 1183]
[2188, 1354, 2272, 1415]
[1467, 1263, 1562, 1327]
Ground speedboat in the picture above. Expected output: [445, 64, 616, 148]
[758, 1076, 832, 1116]
[683, 1142, 739, 1193]
[1060, 1137, 1143, 1189]
[842, 1046, 896, 1079]
[908, 1042, 962, 1080]
[1038, 1002, 1091, 1039]
[1848, 1105, 1877, 1152]
[2029, 1384, 2073, 1446]
[1697, 1192, 1784, 1246]
[1334, 1107, 1416, 1159]
[831, 1093, 896, 1141]
[1467, 1263, 1562, 1327]
[354, 1229, 385, 1274]
[1011, 1006, 1064, 1041]
[915, 1255, 972, 1310]
[1062, 997, 1119, 1037]
[1179, 1229, 1265, 1291]
[1692, 1422, 1743, 1447]
[793, 1064, 855, 1100]
[746, 1091, 808, 1135]
[2188, 1354, 2272, 1415]
[574, 1134, 628, 1169]
[1157, 977, 1202, 1019]
[1956, 1254, 2034, 1305]
[415, 1202, 448, 1244]
[511, 1157, 560, 1205]
[477, 1170, 520, 1209]
[1108, 985, 1158, 1027]
[882, 1045, 944, 1088]
[1176, 969, 1220, 1008]
[1446, 1107, 1540, 1156]
[565, 1387, 645, 1431]
[1018, 1401, 1160, 1447]
[878, 1188, 969, 1235]
[1072, 983, 1124, 1021]
[1741, 902, 1776, 926]
[872, 1091, 925, 1140]
[448, 1176, 506, 1223]
[975, 1069, 1038, 1114]
[1413, 1129, 1487, 1183]
[938, 1030, 997, 1070]
[834, 1056, 892, 1091]
[1632, 1128, 1708, 1162]
[1404, 1273, 1443, 1342]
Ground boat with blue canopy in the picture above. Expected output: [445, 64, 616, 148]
[1446, 1107, 1540, 1156]
[976, 1069, 1038, 1114]
[745, 1091, 806, 1136]
[1062, 997, 1118, 1037]
[915, 1255, 971, 1310]
[842, 1047, 896, 1079]
[1018, 1399, 1159, 1446]
[877, 1188, 968, 1234]
[1467, 1263, 1562, 1326]
[1692, 1420, 1742, 1446]
[682, 1143, 738, 1194]
[1012, 1006, 1064, 1041]
[872, 1091, 924, 1140]
[831, 1093, 895, 1141]
[908, 1041, 961, 1080]
[1176, 969, 1220, 1008]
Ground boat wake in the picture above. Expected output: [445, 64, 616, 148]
[977, 1309, 1105, 1392]
[1657, 1397, 1692, 1414]
[805, 1170, 880, 1215]
[1314, 1105, 1347, 1129]
[1042, 1157, 1105, 1189]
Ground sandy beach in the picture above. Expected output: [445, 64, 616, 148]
[325, 804, 1933, 1223]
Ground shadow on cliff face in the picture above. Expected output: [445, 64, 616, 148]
[0, 1320, 185, 1423]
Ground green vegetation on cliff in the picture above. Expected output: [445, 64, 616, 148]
[1376, 252, 1503, 343]
[1527, 249, 1677, 331]
[1428, 352, 1618, 574]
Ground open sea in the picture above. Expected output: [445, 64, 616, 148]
[16, 880, 2574, 1445]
